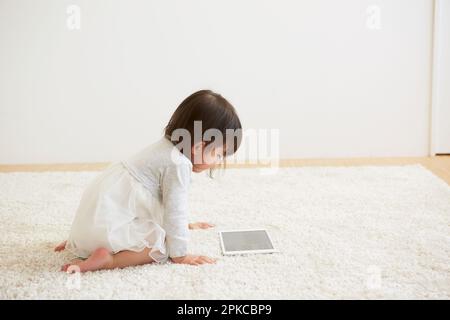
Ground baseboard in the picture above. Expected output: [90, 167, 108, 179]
[0, 157, 443, 172]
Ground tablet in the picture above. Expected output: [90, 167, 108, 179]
[218, 229, 278, 255]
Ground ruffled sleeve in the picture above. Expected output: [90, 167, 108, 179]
[161, 162, 192, 258]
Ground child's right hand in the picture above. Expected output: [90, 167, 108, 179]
[170, 254, 217, 265]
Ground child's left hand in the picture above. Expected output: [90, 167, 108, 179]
[188, 222, 215, 230]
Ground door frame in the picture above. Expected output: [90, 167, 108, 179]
[430, 0, 450, 155]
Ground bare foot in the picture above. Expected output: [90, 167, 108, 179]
[61, 258, 83, 272]
[61, 248, 113, 273]
[54, 240, 67, 252]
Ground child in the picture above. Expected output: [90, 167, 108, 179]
[55, 90, 242, 272]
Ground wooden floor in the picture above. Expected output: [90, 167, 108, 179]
[1, 156, 450, 186]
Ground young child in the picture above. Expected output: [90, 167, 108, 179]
[55, 90, 242, 272]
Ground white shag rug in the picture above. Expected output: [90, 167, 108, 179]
[0, 164, 449, 299]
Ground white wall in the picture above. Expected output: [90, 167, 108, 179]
[0, 0, 433, 164]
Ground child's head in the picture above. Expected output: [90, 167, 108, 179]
[164, 89, 242, 174]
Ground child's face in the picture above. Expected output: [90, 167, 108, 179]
[191, 142, 225, 173]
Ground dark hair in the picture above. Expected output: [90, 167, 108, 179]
[164, 89, 242, 175]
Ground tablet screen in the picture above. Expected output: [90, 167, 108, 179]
[221, 230, 274, 252]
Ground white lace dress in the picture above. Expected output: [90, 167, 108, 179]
[65, 136, 193, 264]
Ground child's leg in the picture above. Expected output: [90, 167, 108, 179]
[62, 247, 155, 273]
[111, 247, 155, 269]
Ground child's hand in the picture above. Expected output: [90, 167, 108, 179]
[188, 222, 215, 230]
[171, 254, 217, 265]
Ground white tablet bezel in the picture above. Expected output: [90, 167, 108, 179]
[218, 228, 278, 255]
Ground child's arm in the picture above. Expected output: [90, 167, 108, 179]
[161, 163, 216, 265]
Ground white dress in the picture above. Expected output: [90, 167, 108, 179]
[65, 136, 193, 264]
